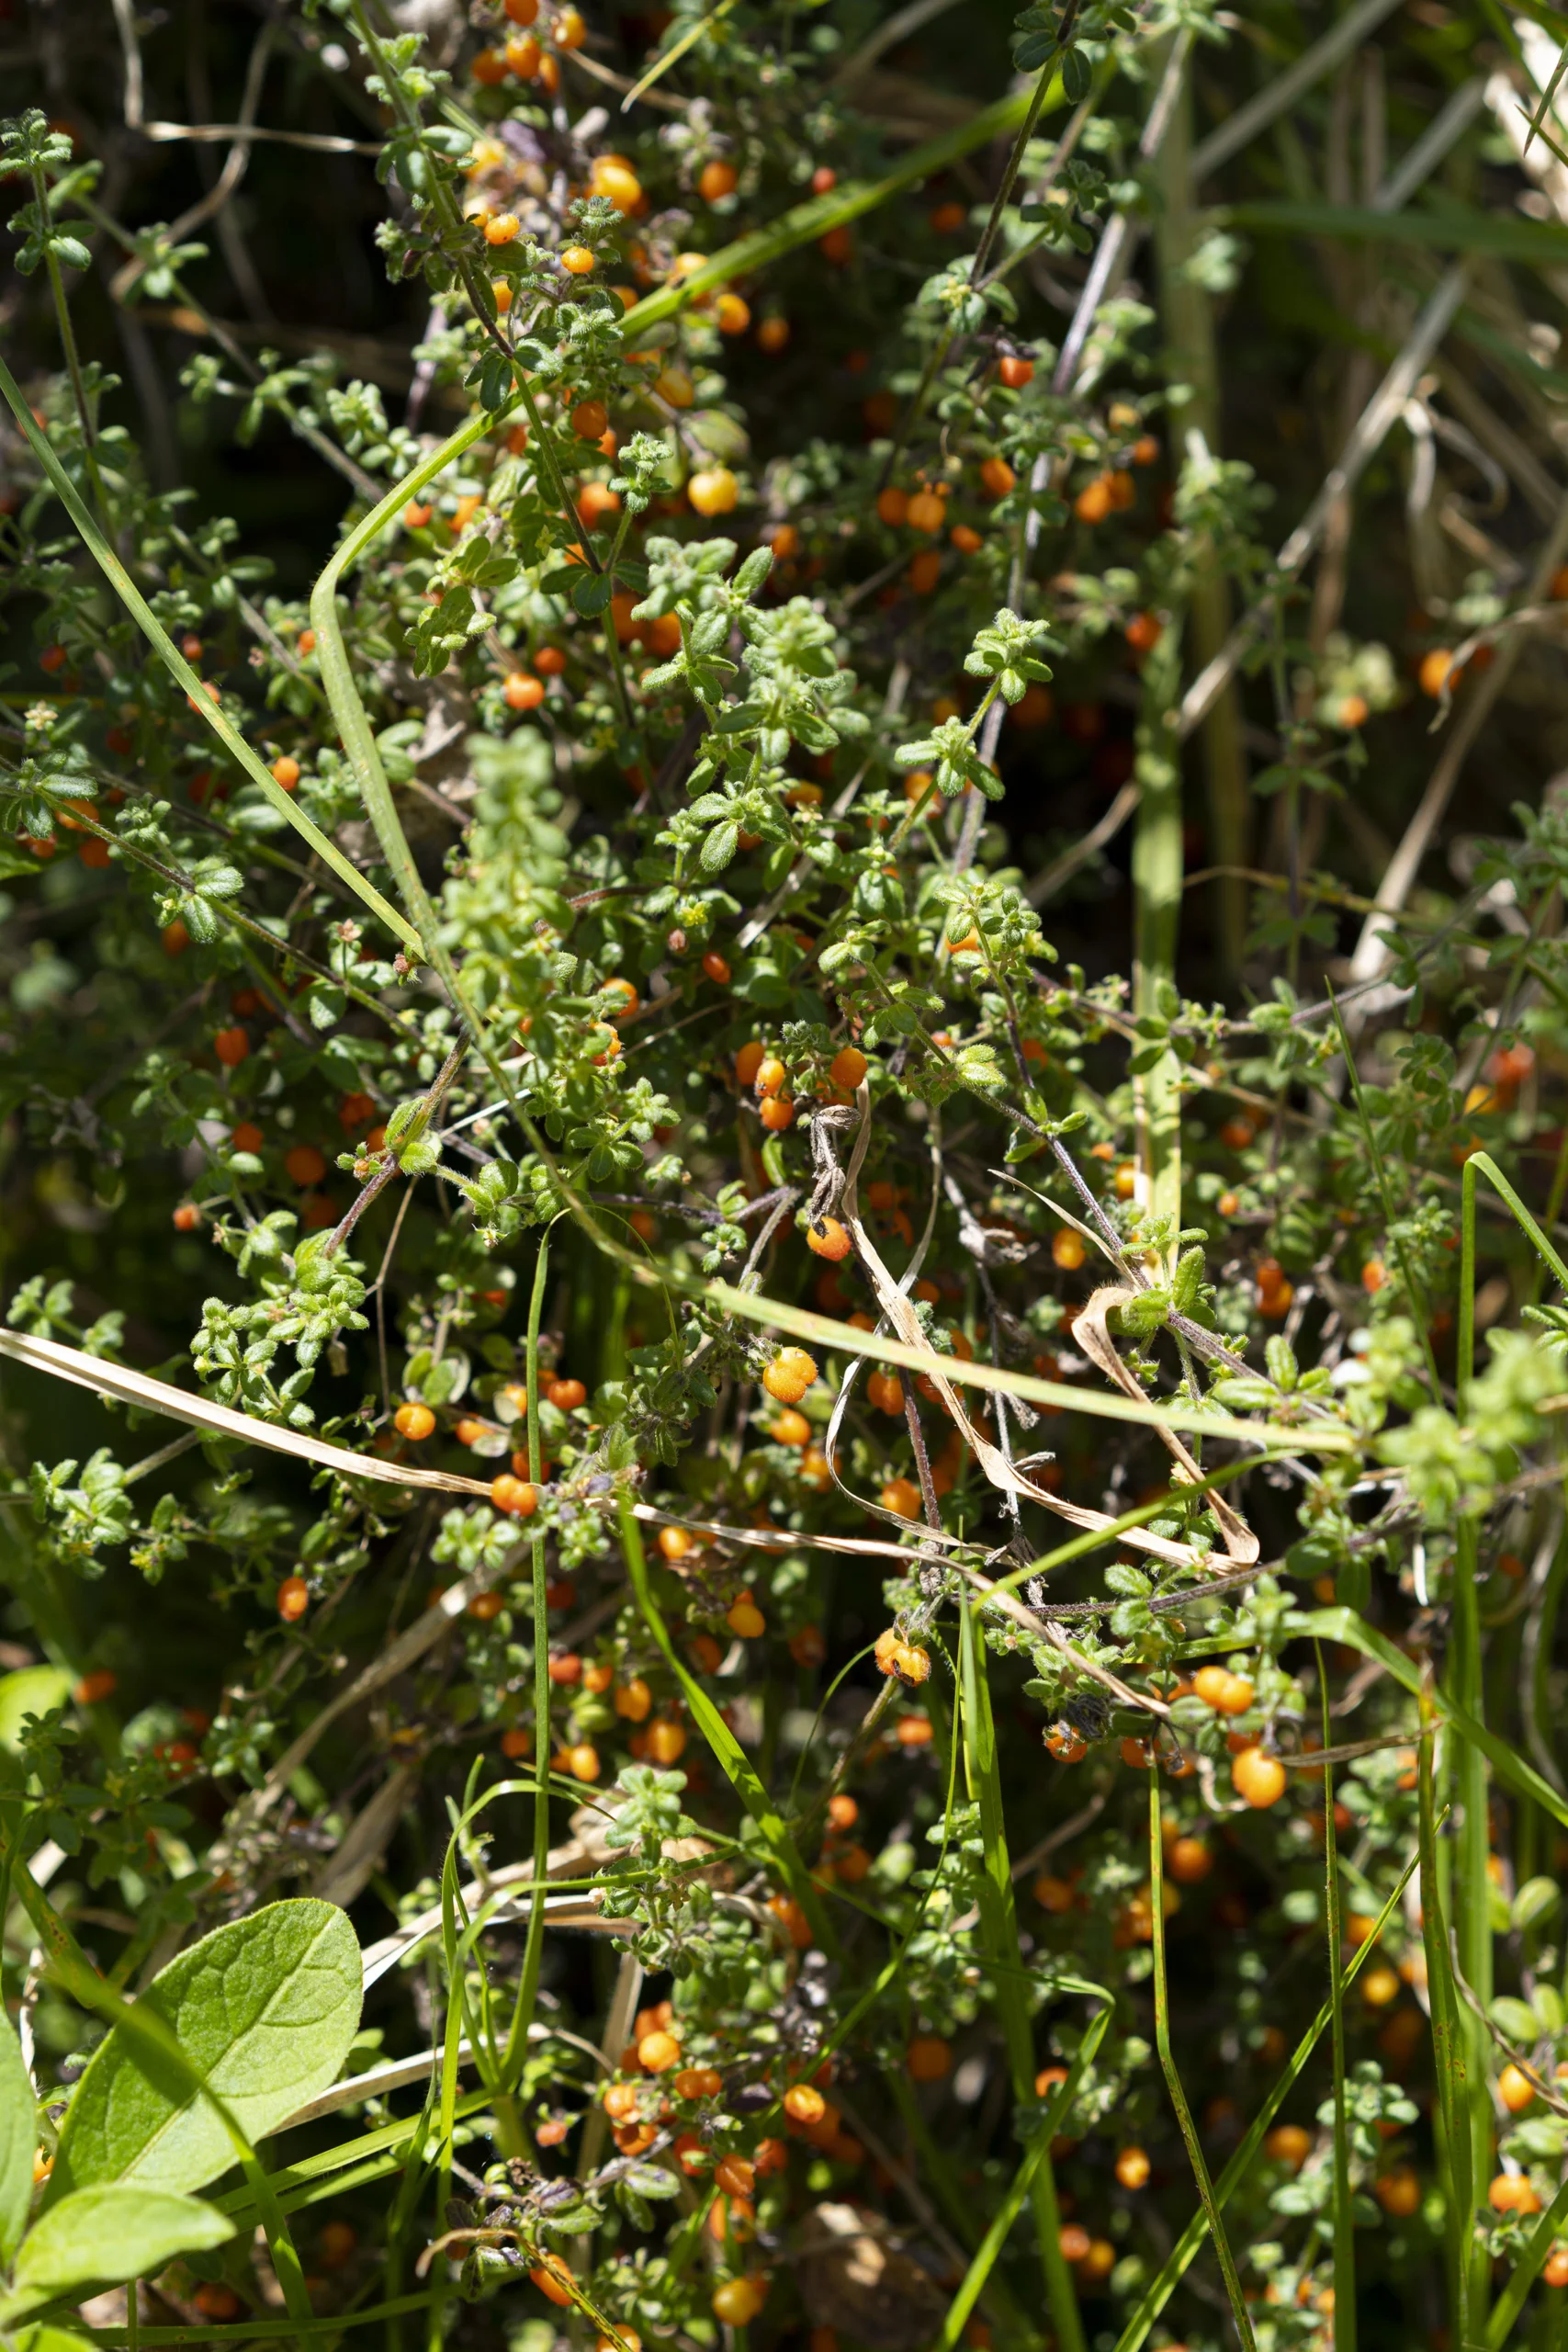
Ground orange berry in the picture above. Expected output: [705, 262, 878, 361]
[529, 2256, 576, 2306]
[270, 753, 300, 791]
[699, 158, 739, 202]
[950, 524, 982, 553]
[395, 1402, 436, 1442]
[213, 1025, 250, 1068]
[1115, 2146, 1151, 2189]
[485, 211, 521, 246]
[637, 2029, 682, 2073]
[998, 354, 1034, 389]
[1490, 2173, 1543, 2215]
[1500, 2064, 1538, 2114]
[908, 549, 942, 594]
[727, 1595, 766, 1638]
[548, 1376, 588, 1409]
[1544, 2248, 1568, 2288]
[763, 1348, 817, 1404]
[907, 490, 946, 534]
[277, 1576, 310, 1622]
[877, 486, 909, 526]
[1124, 612, 1161, 655]
[784, 2084, 827, 2124]
[286, 1143, 327, 1187]
[491, 1474, 538, 1517]
[829, 1045, 868, 1090]
[979, 455, 1015, 499]
[754, 1055, 787, 1096]
[896, 1714, 933, 1747]
[1231, 1747, 1287, 1808]
[1051, 1227, 1086, 1271]
[1418, 648, 1455, 698]
[558, 1741, 601, 1782]
[773, 1407, 811, 1446]
[615, 1677, 652, 1723]
[560, 245, 596, 275]
[880, 1477, 922, 1521]
[907, 2035, 952, 2082]
[1167, 1836, 1213, 1883]
[1075, 476, 1113, 524]
[647, 1718, 687, 1764]
[712, 2279, 767, 2326]
[172, 1201, 201, 1232]
[806, 1216, 852, 1261]
[702, 949, 732, 985]
[504, 672, 546, 711]
[689, 466, 739, 516]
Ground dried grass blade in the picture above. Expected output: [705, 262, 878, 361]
[0, 1324, 493, 1496]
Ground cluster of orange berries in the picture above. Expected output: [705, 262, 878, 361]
[471, 0, 583, 95]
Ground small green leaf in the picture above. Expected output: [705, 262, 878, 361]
[1514, 1876, 1560, 1931]
[4, 2186, 232, 2321]
[1491, 1995, 1540, 2043]
[0, 2007, 34, 2266]
[0, 1666, 73, 1749]
[49, 1898, 361, 2200]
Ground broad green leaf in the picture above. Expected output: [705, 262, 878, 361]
[0, 2007, 34, 2265]
[15, 2326, 101, 2352]
[4, 2184, 232, 2321]
[49, 1898, 361, 2201]
[0, 1667, 73, 1750]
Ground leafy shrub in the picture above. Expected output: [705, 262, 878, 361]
[5, 3, 1568, 2348]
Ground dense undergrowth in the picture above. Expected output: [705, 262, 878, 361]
[7, 2, 1568, 2349]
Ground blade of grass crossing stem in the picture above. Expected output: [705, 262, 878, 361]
[959, 1602, 1084, 2352]
[1112, 1844, 1422, 2352]
[1456, 1153, 1497, 2330]
[932, 1998, 1114, 2352]
[1420, 1698, 1473, 2349]
[1289, 1606, 1568, 1832]
[503, 1228, 556, 2088]
[0, 352, 423, 956]
[1147, 1773, 1257, 2352]
[618, 1490, 836, 1953]
[1489, 2170, 1568, 2346]
[1317, 1644, 1357, 2352]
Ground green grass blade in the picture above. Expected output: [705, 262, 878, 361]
[959, 1600, 1086, 2352]
[931, 2000, 1113, 2352]
[1147, 1773, 1257, 2352]
[1291, 1607, 1568, 1831]
[1112, 1842, 1421, 2352]
[0, 352, 423, 955]
[1219, 197, 1568, 266]
[1317, 1645, 1357, 2352]
[1464, 1150, 1568, 1295]
[1420, 1701, 1473, 2345]
[615, 81, 1062, 337]
[618, 1490, 836, 1952]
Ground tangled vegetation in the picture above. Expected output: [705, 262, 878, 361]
[10, 1, 1568, 2348]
